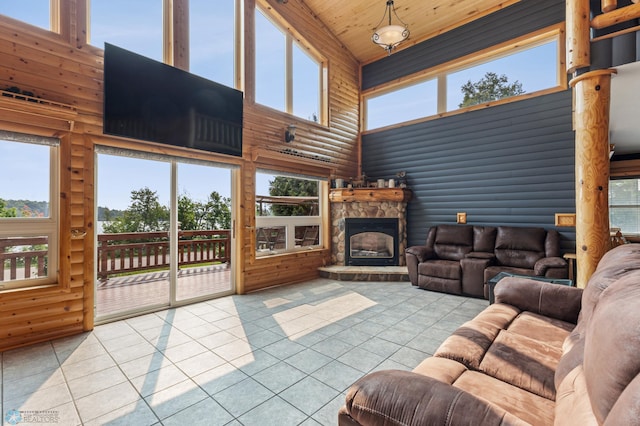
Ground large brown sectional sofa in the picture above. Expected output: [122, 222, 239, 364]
[406, 224, 568, 299]
[339, 243, 640, 425]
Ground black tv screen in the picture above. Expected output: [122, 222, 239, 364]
[103, 43, 243, 157]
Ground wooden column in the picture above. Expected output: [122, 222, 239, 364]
[566, 0, 591, 73]
[570, 69, 616, 287]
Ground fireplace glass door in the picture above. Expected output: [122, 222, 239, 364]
[345, 218, 398, 266]
[349, 232, 394, 260]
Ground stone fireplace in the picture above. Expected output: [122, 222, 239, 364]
[330, 188, 411, 266]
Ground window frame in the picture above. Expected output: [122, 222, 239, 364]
[254, 170, 326, 257]
[0, 134, 59, 291]
[255, 1, 328, 126]
[362, 25, 566, 132]
[609, 177, 640, 237]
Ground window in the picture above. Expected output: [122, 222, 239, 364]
[610, 178, 640, 235]
[447, 41, 558, 110]
[0, 1, 51, 31]
[255, 6, 324, 123]
[89, 0, 163, 61]
[0, 132, 59, 291]
[255, 171, 323, 255]
[190, 0, 236, 88]
[366, 79, 437, 130]
[364, 31, 561, 131]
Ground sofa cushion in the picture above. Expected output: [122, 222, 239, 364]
[340, 369, 532, 426]
[506, 311, 574, 348]
[456, 370, 555, 426]
[479, 329, 562, 400]
[419, 259, 461, 280]
[579, 244, 640, 322]
[473, 226, 497, 252]
[555, 365, 599, 426]
[583, 270, 640, 424]
[436, 305, 571, 401]
[494, 226, 546, 269]
[415, 357, 555, 426]
[435, 303, 520, 369]
[432, 224, 473, 261]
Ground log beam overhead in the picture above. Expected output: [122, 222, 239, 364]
[592, 2, 640, 29]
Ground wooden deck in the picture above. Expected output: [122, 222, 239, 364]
[96, 263, 232, 319]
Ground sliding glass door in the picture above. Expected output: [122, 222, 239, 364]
[175, 162, 233, 302]
[95, 149, 234, 322]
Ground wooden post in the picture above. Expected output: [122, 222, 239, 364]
[570, 69, 617, 288]
[602, 0, 617, 13]
[566, 0, 591, 74]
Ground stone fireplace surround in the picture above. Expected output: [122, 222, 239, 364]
[329, 188, 411, 267]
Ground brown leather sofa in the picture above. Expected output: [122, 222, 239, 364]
[405, 224, 568, 299]
[339, 243, 640, 425]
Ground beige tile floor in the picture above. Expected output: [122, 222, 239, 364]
[1, 278, 488, 426]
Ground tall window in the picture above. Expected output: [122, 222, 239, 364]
[0, 132, 59, 291]
[610, 178, 640, 235]
[89, 0, 163, 61]
[190, 0, 236, 88]
[365, 32, 561, 131]
[0, 1, 50, 31]
[255, 6, 324, 123]
[255, 171, 323, 255]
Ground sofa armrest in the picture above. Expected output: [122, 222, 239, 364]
[405, 245, 435, 262]
[534, 256, 568, 276]
[465, 251, 496, 260]
[340, 370, 528, 426]
[460, 255, 495, 297]
[494, 277, 583, 323]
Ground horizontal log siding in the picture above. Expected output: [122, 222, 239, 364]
[0, 13, 100, 350]
[362, 0, 565, 90]
[0, 0, 359, 348]
[240, 0, 358, 293]
[362, 91, 576, 253]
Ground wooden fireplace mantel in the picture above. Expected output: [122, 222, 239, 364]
[329, 188, 412, 203]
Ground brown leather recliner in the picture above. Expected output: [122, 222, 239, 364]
[339, 243, 640, 426]
[482, 225, 568, 296]
[406, 224, 568, 299]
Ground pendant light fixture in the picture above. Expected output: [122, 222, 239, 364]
[371, 0, 410, 55]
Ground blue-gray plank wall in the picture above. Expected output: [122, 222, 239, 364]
[362, 91, 576, 253]
[362, 0, 564, 90]
[360, 0, 575, 253]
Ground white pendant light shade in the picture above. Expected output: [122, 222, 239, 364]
[372, 24, 409, 47]
[372, 1, 410, 55]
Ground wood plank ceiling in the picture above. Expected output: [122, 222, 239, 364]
[299, 0, 520, 64]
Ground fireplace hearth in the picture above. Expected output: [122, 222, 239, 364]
[345, 218, 398, 266]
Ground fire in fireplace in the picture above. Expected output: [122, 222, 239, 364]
[344, 218, 399, 266]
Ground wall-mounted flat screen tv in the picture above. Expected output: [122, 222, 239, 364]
[103, 43, 243, 157]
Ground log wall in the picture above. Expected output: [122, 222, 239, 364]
[0, 0, 359, 351]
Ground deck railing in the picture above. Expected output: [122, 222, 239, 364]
[0, 236, 48, 281]
[97, 230, 230, 281]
